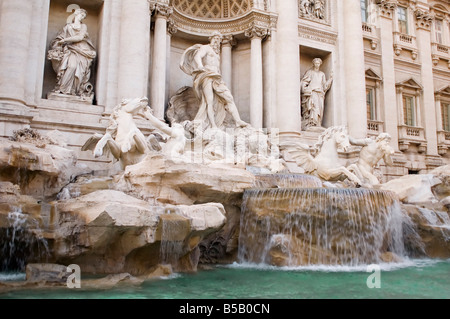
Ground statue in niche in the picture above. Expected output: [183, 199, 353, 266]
[348, 133, 395, 186]
[179, 32, 250, 131]
[300, 58, 333, 129]
[82, 97, 186, 169]
[47, 8, 96, 102]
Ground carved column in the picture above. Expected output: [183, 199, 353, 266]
[263, 14, 279, 129]
[221, 35, 235, 91]
[150, 3, 172, 120]
[245, 26, 268, 129]
[117, 0, 151, 103]
[165, 19, 177, 108]
[0, 0, 33, 107]
[343, 0, 367, 138]
[415, 9, 438, 156]
[376, 0, 400, 151]
[275, 0, 301, 134]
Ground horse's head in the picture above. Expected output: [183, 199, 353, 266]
[121, 97, 148, 114]
[334, 129, 351, 152]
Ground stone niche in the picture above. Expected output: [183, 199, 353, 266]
[42, 0, 104, 105]
[168, 34, 252, 124]
[299, 45, 333, 129]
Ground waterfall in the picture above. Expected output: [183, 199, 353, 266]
[0, 208, 50, 272]
[238, 188, 407, 266]
[159, 213, 186, 267]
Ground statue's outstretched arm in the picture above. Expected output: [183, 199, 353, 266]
[349, 136, 372, 147]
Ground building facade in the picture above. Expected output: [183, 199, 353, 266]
[0, 0, 449, 178]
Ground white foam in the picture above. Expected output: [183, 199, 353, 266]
[223, 259, 444, 273]
[0, 272, 26, 282]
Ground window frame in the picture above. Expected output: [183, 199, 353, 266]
[397, 6, 409, 35]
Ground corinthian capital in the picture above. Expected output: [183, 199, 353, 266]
[415, 9, 434, 31]
[149, 1, 173, 19]
[376, 0, 398, 19]
[245, 25, 269, 40]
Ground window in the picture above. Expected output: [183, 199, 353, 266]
[442, 103, 450, 131]
[366, 88, 376, 120]
[435, 19, 443, 44]
[361, 0, 369, 23]
[403, 96, 416, 126]
[398, 7, 408, 34]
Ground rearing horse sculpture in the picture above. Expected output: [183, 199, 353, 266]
[281, 126, 364, 185]
[82, 97, 186, 169]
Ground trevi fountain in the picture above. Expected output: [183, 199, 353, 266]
[0, 3, 449, 299]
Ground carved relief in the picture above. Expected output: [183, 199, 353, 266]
[299, 0, 328, 24]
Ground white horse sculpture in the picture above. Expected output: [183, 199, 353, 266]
[82, 97, 186, 168]
[281, 126, 364, 185]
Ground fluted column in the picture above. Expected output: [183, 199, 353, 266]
[377, 0, 400, 151]
[117, 0, 151, 102]
[343, 0, 367, 138]
[150, 3, 172, 120]
[415, 9, 438, 156]
[245, 26, 267, 129]
[221, 35, 235, 90]
[0, 0, 33, 106]
[275, 0, 301, 133]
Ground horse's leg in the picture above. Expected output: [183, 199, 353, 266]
[325, 167, 364, 186]
[133, 131, 148, 154]
[106, 140, 122, 160]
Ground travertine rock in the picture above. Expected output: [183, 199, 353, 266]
[0, 139, 87, 200]
[52, 190, 226, 274]
[381, 174, 442, 204]
[115, 154, 255, 205]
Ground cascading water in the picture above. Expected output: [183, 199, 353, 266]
[0, 208, 50, 272]
[159, 212, 186, 267]
[238, 188, 407, 267]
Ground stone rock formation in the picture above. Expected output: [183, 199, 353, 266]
[0, 137, 88, 200]
[381, 165, 450, 259]
[52, 190, 226, 275]
[115, 154, 255, 205]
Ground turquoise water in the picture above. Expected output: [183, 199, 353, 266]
[1, 259, 449, 299]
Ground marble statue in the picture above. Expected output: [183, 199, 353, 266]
[280, 126, 364, 185]
[47, 8, 96, 101]
[82, 97, 186, 168]
[301, 58, 333, 129]
[348, 133, 395, 186]
[180, 32, 249, 130]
